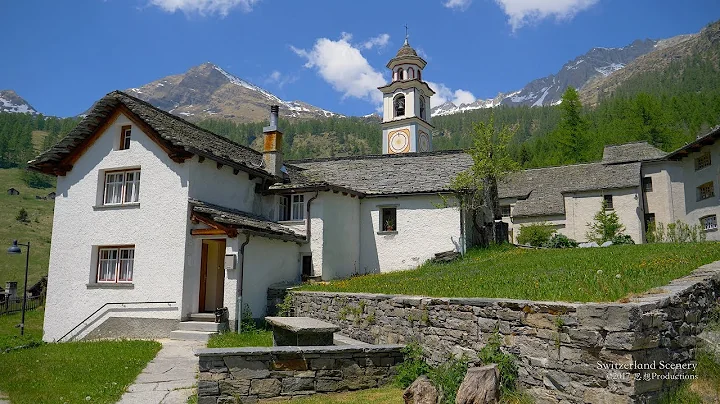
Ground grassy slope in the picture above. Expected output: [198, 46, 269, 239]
[0, 339, 161, 404]
[0, 306, 45, 350]
[300, 243, 720, 303]
[0, 168, 55, 292]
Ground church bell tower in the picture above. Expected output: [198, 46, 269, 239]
[379, 31, 435, 154]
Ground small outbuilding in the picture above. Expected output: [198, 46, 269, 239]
[47, 192, 56, 200]
[7, 188, 20, 196]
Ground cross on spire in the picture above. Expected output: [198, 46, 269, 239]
[404, 24, 409, 45]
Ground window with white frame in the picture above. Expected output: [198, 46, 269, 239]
[700, 215, 718, 231]
[120, 125, 132, 150]
[103, 169, 140, 205]
[291, 195, 305, 221]
[97, 246, 134, 283]
[500, 205, 511, 217]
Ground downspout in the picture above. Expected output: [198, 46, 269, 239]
[236, 234, 250, 332]
[304, 191, 320, 244]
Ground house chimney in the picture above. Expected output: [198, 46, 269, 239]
[263, 105, 283, 177]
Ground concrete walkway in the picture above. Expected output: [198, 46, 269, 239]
[117, 339, 204, 404]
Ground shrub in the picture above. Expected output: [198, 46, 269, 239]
[276, 293, 294, 317]
[586, 200, 625, 243]
[21, 171, 55, 189]
[428, 355, 469, 404]
[16, 208, 29, 223]
[395, 342, 431, 388]
[516, 223, 556, 246]
[648, 220, 706, 243]
[478, 331, 519, 394]
[542, 234, 578, 248]
[611, 234, 635, 245]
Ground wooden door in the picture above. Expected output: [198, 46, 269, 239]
[199, 242, 208, 312]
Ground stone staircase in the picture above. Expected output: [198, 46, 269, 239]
[169, 313, 228, 342]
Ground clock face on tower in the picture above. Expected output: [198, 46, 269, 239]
[388, 129, 411, 153]
[418, 131, 430, 152]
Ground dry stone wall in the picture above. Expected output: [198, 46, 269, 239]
[291, 261, 720, 403]
[195, 345, 404, 403]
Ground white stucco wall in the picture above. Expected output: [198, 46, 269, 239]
[43, 113, 190, 342]
[641, 161, 678, 227]
[564, 188, 643, 243]
[359, 195, 462, 273]
[221, 236, 300, 324]
[313, 192, 361, 280]
[677, 142, 720, 241]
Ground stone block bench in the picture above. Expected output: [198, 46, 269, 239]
[265, 316, 340, 346]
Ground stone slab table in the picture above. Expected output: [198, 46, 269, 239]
[265, 316, 340, 346]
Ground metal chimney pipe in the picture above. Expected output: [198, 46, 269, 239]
[269, 105, 279, 129]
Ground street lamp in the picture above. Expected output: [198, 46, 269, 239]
[7, 240, 30, 336]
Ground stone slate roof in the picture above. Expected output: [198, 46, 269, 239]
[601, 141, 666, 164]
[28, 91, 270, 178]
[190, 199, 305, 242]
[282, 150, 473, 196]
[498, 162, 641, 217]
[395, 43, 418, 58]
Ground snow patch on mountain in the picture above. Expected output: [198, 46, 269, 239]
[595, 63, 625, 77]
[0, 90, 38, 114]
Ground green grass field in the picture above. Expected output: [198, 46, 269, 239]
[0, 306, 45, 350]
[0, 168, 55, 292]
[207, 329, 273, 348]
[0, 339, 161, 404]
[299, 243, 720, 302]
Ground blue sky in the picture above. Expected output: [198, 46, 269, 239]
[2, 0, 720, 117]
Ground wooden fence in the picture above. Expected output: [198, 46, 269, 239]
[0, 295, 45, 317]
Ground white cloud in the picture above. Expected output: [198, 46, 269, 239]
[494, 0, 599, 31]
[362, 33, 390, 50]
[443, 0, 472, 10]
[265, 70, 297, 88]
[148, 0, 259, 16]
[427, 81, 477, 108]
[292, 33, 386, 104]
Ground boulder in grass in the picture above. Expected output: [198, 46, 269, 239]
[455, 364, 500, 404]
[403, 375, 439, 404]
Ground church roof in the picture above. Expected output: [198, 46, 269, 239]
[283, 150, 473, 196]
[28, 91, 273, 179]
[601, 141, 666, 164]
[279, 152, 641, 218]
[395, 43, 418, 58]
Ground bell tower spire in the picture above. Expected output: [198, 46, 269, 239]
[377, 30, 435, 154]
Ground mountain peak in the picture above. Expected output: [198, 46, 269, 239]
[125, 63, 341, 123]
[0, 90, 38, 114]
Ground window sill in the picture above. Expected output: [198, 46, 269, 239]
[377, 231, 398, 235]
[86, 283, 134, 289]
[279, 220, 305, 225]
[93, 203, 140, 211]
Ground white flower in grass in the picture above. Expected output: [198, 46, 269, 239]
[615, 274, 621, 279]
[596, 270, 603, 275]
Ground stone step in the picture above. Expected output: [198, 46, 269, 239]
[169, 329, 215, 342]
[179, 321, 228, 333]
[188, 313, 217, 322]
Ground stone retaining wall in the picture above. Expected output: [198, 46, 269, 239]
[195, 345, 404, 403]
[290, 261, 720, 403]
